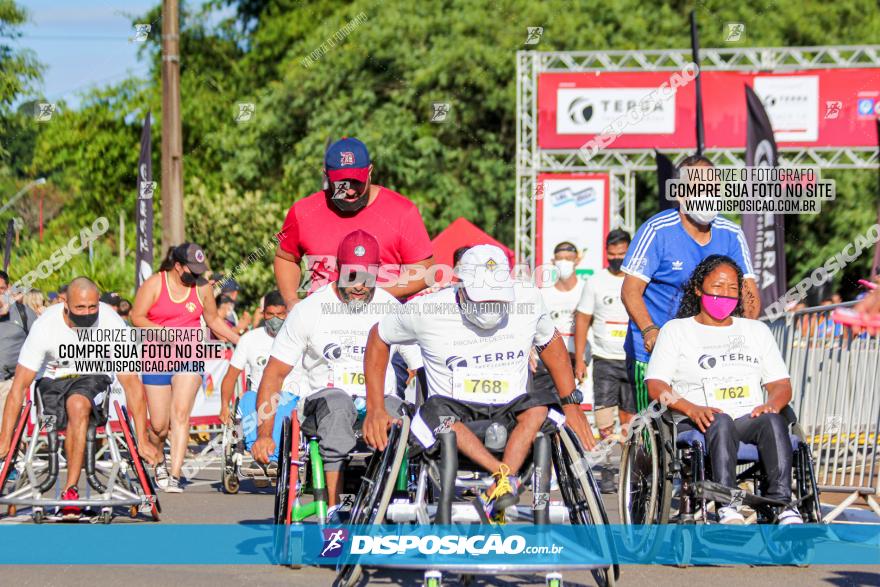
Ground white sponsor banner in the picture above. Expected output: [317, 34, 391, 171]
[752, 75, 819, 142]
[556, 87, 676, 135]
[538, 175, 609, 281]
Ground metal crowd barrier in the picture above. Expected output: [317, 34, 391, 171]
[766, 301, 880, 521]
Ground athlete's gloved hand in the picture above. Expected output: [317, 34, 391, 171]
[252, 436, 276, 464]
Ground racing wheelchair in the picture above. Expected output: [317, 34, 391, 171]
[220, 392, 298, 494]
[619, 404, 821, 532]
[334, 413, 619, 587]
[0, 383, 160, 523]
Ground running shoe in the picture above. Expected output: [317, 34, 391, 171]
[154, 460, 169, 489]
[60, 486, 81, 519]
[477, 464, 521, 524]
[164, 476, 184, 493]
[778, 506, 804, 525]
[718, 506, 745, 525]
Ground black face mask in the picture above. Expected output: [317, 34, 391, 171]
[66, 307, 98, 328]
[325, 178, 369, 213]
[608, 258, 624, 273]
[180, 271, 199, 286]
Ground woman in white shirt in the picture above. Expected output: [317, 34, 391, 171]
[645, 254, 802, 525]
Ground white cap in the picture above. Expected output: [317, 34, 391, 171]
[454, 244, 515, 302]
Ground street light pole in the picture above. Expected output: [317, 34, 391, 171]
[161, 0, 185, 250]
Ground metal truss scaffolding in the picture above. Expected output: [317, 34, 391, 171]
[515, 45, 880, 264]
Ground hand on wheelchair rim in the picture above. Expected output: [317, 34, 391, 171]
[363, 409, 398, 452]
[138, 438, 164, 465]
[252, 436, 276, 464]
[562, 403, 597, 450]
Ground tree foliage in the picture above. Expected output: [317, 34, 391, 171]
[4, 0, 880, 304]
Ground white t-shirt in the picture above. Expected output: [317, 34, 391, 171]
[378, 283, 556, 403]
[645, 317, 789, 419]
[230, 326, 302, 393]
[18, 302, 128, 379]
[576, 269, 628, 360]
[540, 280, 585, 354]
[269, 285, 415, 399]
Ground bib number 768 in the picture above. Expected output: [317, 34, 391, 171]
[465, 379, 509, 395]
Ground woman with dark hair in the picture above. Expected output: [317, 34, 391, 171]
[644, 254, 802, 525]
[131, 243, 241, 492]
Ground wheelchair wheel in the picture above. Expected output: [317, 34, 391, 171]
[336, 415, 410, 587]
[114, 402, 161, 521]
[795, 442, 821, 523]
[554, 427, 619, 587]
[617, 424, 663, 525]
[0, 401, 31, 496]
[273, 416, 297, 566]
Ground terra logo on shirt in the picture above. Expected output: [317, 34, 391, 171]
[698, 352, 759, 370]
[445, 356, 468, 370]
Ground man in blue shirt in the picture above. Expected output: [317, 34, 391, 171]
[621, 155, 760, 415]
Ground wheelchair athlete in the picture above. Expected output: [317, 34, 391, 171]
[252, 230, 417, 509]
[0, 277, 160, 516]
[364, 244, 596, 522]
[219, 290, 300, 472]
[645, 255, 802, 525]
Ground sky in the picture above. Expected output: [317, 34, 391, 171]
[14, 0, 227, 109]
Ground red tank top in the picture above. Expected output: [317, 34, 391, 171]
[146, 272, 204, 328]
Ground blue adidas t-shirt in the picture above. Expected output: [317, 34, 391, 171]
[622, 210, 755, 363]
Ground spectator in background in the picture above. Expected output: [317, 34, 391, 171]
[621, 155, 759, 416]
[212, 294, 237, 343]
[56, 284, 68, 304]
[100, 292, 121, 313]
[219, 278, 252, 334]
[118, 299, 132, 323]
[0, 271, 36, 426]
[131, 243, 241, 493]
[274, 137, 434, 306]
[22, 289, 46, 317]
[533, 242, 585, 400]
[574, 229, 631, 494]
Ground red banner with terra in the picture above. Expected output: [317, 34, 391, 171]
[538, 68, 880, 150]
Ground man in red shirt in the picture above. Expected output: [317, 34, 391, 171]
[274, 137, 434, 306]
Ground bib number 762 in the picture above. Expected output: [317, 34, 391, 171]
[715, 385, 749, 400]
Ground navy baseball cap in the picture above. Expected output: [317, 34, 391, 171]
[325, 137, 371, 182]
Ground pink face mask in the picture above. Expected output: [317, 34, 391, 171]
[700, 292, 738, 320]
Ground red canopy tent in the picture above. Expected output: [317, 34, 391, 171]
[431, 217, 515, 272]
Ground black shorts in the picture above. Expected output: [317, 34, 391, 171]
[592, 357, 635, 414]
[37, 375, 112, 431]
[410, 387, 564, 451]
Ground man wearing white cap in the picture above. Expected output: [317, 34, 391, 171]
[363, 245, 595, 522]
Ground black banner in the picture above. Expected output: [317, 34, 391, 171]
[3, 219, 12, 273]
[743, 85, 787, 311]
[135, 112, 154, 288]
[655, 150, 676, 211]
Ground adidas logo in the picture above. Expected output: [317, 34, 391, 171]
[672, 260, 683, 271]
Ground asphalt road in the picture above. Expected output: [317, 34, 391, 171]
[1, 451, 878, 587]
